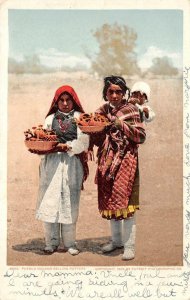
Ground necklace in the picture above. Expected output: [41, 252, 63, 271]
[56, 117, 70, 132]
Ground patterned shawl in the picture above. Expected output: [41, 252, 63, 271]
[94, 101, 146, 212]
[96, 101, 145, 180]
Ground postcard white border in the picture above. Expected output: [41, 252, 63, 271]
[0, 0, 190, 299]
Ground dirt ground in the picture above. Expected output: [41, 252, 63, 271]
[7, 73, 183, 266]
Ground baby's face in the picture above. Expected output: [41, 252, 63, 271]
[131, 91, 147, 105]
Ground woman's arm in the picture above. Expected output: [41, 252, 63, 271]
[66, 111, 89, 156]
[120, 121, 146, 144]
[43, 114, 54, 129]
[67, 128, 89, 156]
[109, 105, 146, 144]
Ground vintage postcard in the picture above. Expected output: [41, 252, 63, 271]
[0, 0, 190, 299]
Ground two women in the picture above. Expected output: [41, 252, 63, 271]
[35, 76, 146, 260]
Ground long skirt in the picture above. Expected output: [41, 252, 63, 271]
[97, 154, 139, 220]
[36, 152, 83, 224]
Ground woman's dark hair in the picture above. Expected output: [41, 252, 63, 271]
[103, 75, 130, 101]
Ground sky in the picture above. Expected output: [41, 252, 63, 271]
[8, 9, 183, 71]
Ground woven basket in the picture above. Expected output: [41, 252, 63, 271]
[78, 125, 106, 133]
[25, 140, 58, 151]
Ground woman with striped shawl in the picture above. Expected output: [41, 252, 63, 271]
[90, 75, 146, 260]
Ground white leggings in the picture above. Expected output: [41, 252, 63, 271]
[43, 222, 76, 249]
[110, 214, 136, 248]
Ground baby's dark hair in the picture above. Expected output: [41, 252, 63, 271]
[103, 75, 130, 101]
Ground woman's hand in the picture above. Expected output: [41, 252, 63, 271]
[106, 114, 122, 129]
[56, 143, 72, 152]
[107, 113, 116, 123]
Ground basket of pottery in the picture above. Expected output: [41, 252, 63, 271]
[24, 125, 58, 152]
[75, 113, 110, 133]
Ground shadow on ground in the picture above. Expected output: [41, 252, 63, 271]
[12, 237, 124, 257]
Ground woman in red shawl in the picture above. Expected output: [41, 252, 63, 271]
[90, 76, 146, 260]
[35, 85, 89, 255]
